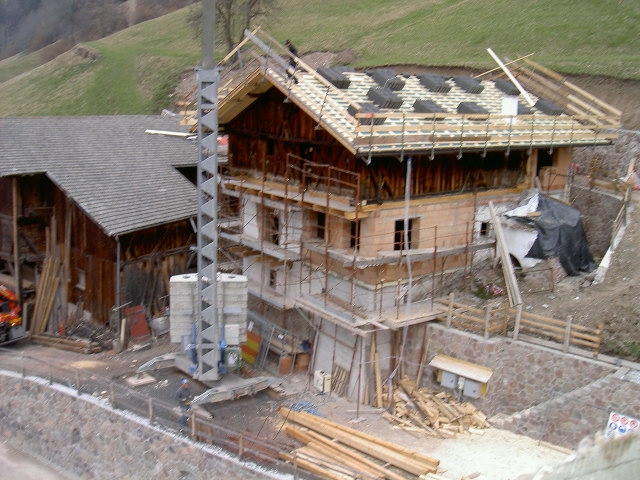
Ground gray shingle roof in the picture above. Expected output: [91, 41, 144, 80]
[0, 115, 198, 236]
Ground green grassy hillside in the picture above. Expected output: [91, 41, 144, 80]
[0, 0, 638, 116]
[0, 9, 199, 116]
[269, 0, 640, 78]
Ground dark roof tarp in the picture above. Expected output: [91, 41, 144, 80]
[510, 194, 595, 275]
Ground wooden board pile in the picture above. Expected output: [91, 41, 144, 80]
[383, 378, 489, 438]
[31, 255, 62, 335]
[279, 407, 440, 480]
[30, 332, 102, 354]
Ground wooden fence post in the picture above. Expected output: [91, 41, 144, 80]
[594, 322, 604, 357]
[563, 315, 573, 352]
[446, 292, 454, 328]
[484, 306, 491, 339]
[148, 398, 154, 424]
[513, 304, 522, 340]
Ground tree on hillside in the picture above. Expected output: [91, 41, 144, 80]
[187, 0, 277, 55]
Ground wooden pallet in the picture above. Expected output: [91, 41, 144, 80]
[331, 365, 349, 396]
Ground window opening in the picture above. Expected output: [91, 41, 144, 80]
[316, 212, 326, 240]
[350, 220, 361, 250]
[394, 218, 415, 250]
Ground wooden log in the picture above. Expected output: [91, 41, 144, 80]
[279, 451, 348, 480]
[399, 380, 440, 429]
[295, 447, 375, 479]
[280, 408, 439, 475]
[416, 399, 440, 425]
[430, 394, 463, 423]
[382, 411, 426, 434]
[285, 425, 390, 479]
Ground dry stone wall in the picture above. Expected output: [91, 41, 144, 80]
[421, 324, 640, 448]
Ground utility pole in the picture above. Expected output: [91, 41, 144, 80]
[195, 0, 221, 381]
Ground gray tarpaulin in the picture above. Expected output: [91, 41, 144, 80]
[508, 193, 595, 275]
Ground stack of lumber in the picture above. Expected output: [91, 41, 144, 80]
[31, 255, 62, 335]
[279, 407, 439, 480]
[383, 378, 489, 438]
[30, 332, 102, 354]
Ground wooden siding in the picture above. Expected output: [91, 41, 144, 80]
[225, 87, 530, 203]
[1, 177, 196, 326]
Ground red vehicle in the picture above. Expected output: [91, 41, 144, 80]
[0, 283, 26, 344]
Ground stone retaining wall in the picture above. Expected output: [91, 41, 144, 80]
[0, 371, 292, 480]
[491, 368, 640, 448]
[421, 324, 640, 448]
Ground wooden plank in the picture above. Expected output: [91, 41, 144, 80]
[374, 336, 383, 408]
[414, 336, 430, 390]
[296, 447, 374, 479]
[490, 201, 522, 307]
[30, 333, 102, 354]
[286, 426, 390, 478]
[279, 451, 347, 480]
[281, 408, 439, 474]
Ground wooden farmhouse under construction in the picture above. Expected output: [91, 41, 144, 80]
[207, 30, 621, 403]
[0, 116, 198, 331]
[0, 30, 623, 410]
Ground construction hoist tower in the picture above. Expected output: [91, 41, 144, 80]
[139, 0, 275, 404]
[193, 0, 221, 382]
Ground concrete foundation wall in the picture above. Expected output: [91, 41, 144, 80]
[0, 372, 291, 480]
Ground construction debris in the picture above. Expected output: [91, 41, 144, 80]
[279, 407, 440, 479]
[383, 378, 489, 439]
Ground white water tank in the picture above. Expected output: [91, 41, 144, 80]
[169, 272, 249, 345]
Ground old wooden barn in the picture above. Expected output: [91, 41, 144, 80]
[0, 115, 198, 331]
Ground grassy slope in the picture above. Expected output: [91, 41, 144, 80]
[0, 0, 638, 116]
[0, 50, 49, 84]
[269, 0, 640, 77]
[0, 8, 199, 116]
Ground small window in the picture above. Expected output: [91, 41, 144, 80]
[480, 222, 489, 237]
[270, 210, 280, 244]
[269, 269, 277, 287]
[537, 148, 554, 174]
[394, 218, 417, 251]
[316, 212, 326, 240]
[350, 220, 360, 250]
